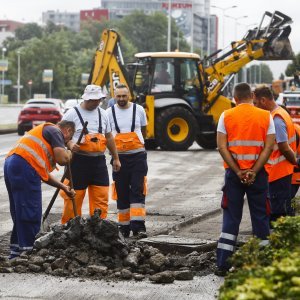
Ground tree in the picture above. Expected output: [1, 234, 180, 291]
[15, 23, 43, 41]
[285, 52, 300, 76]
[118, 11, 189, 53]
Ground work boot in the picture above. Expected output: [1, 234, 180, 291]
[119, 226, 130, 238]
[214, 267, 229, 277]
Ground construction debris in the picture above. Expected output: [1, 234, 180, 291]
[0, 210, 215, 283]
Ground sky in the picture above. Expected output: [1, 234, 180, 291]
[0, 0, 299, 79]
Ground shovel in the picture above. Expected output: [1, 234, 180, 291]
[41, 121, 88, 230]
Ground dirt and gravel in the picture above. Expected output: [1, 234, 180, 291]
[0, 209, 216, 285]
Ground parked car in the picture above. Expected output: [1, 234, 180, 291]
[64, 99, 82, 113]
[277, 91, 300, 124]
[17, 98, 65, 135]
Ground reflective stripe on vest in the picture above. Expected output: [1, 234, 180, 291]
[228, 140, 265, 147]
[273, 134, 296, 151]
[15, 142, 48, 172]
[7, 123, 56, 181]
[232, 153, 260, 161]
[266, 107, 296, 182]
[24, 134, 56, 168]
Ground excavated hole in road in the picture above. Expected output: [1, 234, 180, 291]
[0, 209, 216, 284]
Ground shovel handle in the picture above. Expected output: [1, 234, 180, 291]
[42, 121, 88, 223]
[67, 161, 77, 217]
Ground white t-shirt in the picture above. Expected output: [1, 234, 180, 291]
[62, 104, 111, 143]
[217, 109, 275, 135]
[106, 103, 147, 144]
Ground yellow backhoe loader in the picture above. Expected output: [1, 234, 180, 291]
[89, 10, 294, 150]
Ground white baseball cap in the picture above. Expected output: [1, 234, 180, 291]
[81, 84, 106, 101]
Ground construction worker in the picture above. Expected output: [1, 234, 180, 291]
[253, 86, 297, 220]
[106, 83, 148, 239]
[4, 121, 76, 259]
[60, 84, 121, 224]
[291, 122, 300, 208]
[216, 83, 275, 276]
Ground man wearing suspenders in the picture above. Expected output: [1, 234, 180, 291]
[107, 84, 148, 239]
[60, 85, 120, 223]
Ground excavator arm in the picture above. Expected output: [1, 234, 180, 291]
[88, 29, 134, 100]
[201, 11, 294, 123]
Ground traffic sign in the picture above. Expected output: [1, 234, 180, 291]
[0, 79, 12, 85]
[0, 59, 8, 71]
[13, 85, 23, 89]
[81, 73, 89, 85]
[43, 69, 53, 83]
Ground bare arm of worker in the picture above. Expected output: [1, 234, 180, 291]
[105, 132, 121, 172]
[278, 142, 297, 165]
[67, 140, 80, 152]
[43, 173, 75, 198]
[141, 126, 146, 139]
[251, 134, 275, 174]
[217, 132, 247, 180]
[53, 147, 72, 166]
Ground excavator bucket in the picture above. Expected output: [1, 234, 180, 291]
[244, 11, 294, 60]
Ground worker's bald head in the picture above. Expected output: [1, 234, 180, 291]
[233, 83, 252, 102]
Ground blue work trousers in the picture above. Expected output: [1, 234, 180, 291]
[4, 154, 42, 258]
[112, 152, 148, 234]
[269, 174, 293, 221]
[217, 168, 270, 270]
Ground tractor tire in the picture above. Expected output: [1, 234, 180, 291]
[196, 133, 217, 149]
[155, 106, 197, 151]
[145, 139, 158, 150]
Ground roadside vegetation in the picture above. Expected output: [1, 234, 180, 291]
[219, 214, 300, 300]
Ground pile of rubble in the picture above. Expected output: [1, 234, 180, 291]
[0, 210, 215, 284]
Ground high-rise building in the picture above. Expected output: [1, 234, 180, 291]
[42, 11, 80, 32]
[101, 0, 218, 54]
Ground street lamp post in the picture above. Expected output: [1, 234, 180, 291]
[167, 0, 172, 51]
[224, 15, 248, 40]
[224, 15, 247, 85]
[17, 50, 21, 104]
[1, 47, 7, 98]
[211, 5, 237, 48]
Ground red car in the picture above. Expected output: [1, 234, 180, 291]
[17, 98, 65, 135]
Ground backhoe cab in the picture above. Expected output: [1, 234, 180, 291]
[89, 11, 294, 151]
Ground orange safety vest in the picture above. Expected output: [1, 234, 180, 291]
[111, 103, 144, 153]
[74, 107, 107, 154]
[7, 123, 57, 181]
[266, 106, 296, 182]
[224, 103, 270, 169]
[292, 123, 300, 184]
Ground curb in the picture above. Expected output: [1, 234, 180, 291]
[151, 208, 222, 236]
[0, 128, 17, 135]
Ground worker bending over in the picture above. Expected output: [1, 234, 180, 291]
[107, 83, 148, 239]
[216, 83, 275, 276]
[4, 121, 76, 259]
[254, 86, 297, 220]
[61, 84, 120, 223]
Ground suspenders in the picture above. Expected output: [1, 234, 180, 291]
[74, 107, 102, 134]
[111, 103, 136, 133]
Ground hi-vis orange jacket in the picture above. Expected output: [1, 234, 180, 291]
[292, 123, 300, 185]
[7, 123, 56, 181]
[111, 103, 144, 153]
[266, 106, 296, 182]
[224, 103, 270, 170]
[74, 107, 107, 154]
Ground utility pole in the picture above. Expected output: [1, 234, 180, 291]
[17, 50, 21, 104]
[167, 0, 171, 51]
